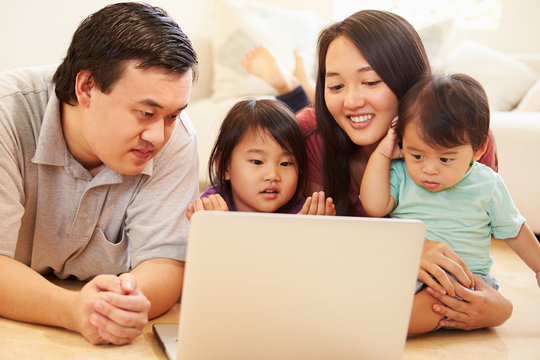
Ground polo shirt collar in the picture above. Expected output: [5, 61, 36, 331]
[32, 93, 153, 179]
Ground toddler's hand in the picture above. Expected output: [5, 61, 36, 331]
[186, 194, 229, 221]
[377, 126, 403, 160]
[298, 191, 335, 216]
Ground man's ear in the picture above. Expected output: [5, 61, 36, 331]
[473, 139, 489, 161]
[74, 70, 94, 107]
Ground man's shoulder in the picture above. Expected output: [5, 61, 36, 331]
[0, 65, 57, 98]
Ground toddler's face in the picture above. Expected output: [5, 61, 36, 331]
[226, 129, 298, 212]
[401, 122, 484, 192]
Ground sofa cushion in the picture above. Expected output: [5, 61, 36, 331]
[515, 77, 540, 111]
[209, 0, 329, 101]
[443, 40, 538, 111]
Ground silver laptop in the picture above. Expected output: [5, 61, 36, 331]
[154, 211, 424, 360]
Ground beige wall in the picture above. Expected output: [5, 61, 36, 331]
[0, 0, 536, 72]
[448, 0, 539, 54]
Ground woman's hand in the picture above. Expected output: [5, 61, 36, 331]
[186, 194, 229, 221]
[298, 191, 335, 216]
[427, 275, 513, 330]
[419, 241, 475, 297]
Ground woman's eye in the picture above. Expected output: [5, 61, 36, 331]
[140, 111, 153, 117]
[327, 84, 344, 91]
[364, 81, 381, 86]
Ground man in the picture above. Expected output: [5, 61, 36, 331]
[0, 3, 198, 345]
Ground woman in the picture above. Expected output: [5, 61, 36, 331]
[242, 10, 511, 334]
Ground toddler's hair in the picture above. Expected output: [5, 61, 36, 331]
[208, 98, 307, 205]
[396, 73, 490, 151]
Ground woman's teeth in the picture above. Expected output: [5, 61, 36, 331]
[350, 114, 374, 123]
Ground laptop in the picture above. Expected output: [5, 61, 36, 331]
[153, 211, 424, 360]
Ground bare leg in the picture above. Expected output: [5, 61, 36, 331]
[408, 289, 444, 336]
[292, 49, 315, 104]
[241, 45, 298, 95]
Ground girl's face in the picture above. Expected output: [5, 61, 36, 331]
[226, 129, 299, 212]
[402, 121, 485, 192]
[324, 36, 398, 147]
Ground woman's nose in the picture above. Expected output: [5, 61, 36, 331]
[345, 86, 366, 109]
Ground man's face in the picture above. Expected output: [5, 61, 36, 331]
[78, 61, 192, 175]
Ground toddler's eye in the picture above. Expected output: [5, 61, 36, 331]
[280, 161, 294, 167]
[440, 158, 453, 163]
[413, 154, 423, 160]
[250, 159, 263, 165]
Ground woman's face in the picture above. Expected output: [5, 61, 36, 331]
[324, 36, 398, 147]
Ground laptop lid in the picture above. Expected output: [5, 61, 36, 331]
[173, 212, 424, 360]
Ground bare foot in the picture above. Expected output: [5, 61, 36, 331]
[293, 49, 316, 104]
[241, 45, 298, 95]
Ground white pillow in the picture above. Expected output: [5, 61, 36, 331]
[443, 40, 538, 111]
[416, 18, 454, 70]
[209, 0, 330, 101]
[515, 77, 540, 111]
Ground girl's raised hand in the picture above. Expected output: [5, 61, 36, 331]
[298, 191, 336, 216]
[186, 194, 229, 221]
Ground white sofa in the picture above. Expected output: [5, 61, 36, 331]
[186, 1, 540, 234]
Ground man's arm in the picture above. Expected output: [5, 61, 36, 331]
[0, 254, 126, 344]
[129, 257, 185, 319]
[0, 255, 76, 328]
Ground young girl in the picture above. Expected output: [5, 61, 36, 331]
[360, 73, 540, 334]
[187, 98, 335, 219]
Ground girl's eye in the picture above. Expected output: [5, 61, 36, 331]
[250, 159, 263, 165]
[280, 161, 294, 167]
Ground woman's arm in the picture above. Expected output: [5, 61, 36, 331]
[427, 275, 513, 330]
[418, 241, 475, 296]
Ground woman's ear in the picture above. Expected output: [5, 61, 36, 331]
[74, 70, 94, 107]
[472, 139, 489, 161]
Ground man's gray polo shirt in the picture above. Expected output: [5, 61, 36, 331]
[0, 65, 198, 280]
